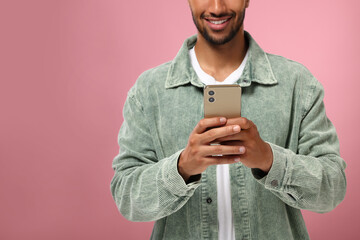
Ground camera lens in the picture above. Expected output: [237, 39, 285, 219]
[209, 97, 215, 103]
[209, 90, 215, 95]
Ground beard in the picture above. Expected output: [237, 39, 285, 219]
[191, 9, 246, 45]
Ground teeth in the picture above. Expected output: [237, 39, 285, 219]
[209, 19, 228, 25]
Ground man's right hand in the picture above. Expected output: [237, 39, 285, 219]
[178, 117, 245, 182]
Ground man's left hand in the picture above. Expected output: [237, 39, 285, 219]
[214, 117, 274, 173]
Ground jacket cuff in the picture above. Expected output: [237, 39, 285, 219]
[252, 142, 291, 192]
[162, 148, 201, 196]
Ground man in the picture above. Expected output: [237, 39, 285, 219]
[110, 0, 347, 239]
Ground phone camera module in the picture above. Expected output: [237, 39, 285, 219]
[209, 90, 215, 96]
[209, 97, 215, 103]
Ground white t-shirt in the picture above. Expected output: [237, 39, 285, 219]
[189, 46, 249, 240]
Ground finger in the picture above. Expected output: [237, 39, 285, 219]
[205, 155, 242, 165]
[201, 144, 245, 156]
[194, 117, 227, 134]
[200, 124, 241, 144]
[226, 117, 254, 130]
[238, 118, 253, 130]
[215, 130, 248, 142]
[224, 117, 240, 125]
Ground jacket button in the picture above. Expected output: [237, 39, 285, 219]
[206, 197, 212, 204]
[271, 180, 278, 187]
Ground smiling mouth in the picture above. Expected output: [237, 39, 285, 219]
[204, 16, 232, 25]
[203, 16, 232, 31]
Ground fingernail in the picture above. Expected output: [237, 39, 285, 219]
[220, 117, 226, 123]
[239, 146, 245, 154]
[234, 157, 240, 162]
[233, 125, 240, 132]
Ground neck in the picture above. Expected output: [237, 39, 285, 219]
[194, 29, 248, 82]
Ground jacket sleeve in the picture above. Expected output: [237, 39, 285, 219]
[110, 91, 201, 222]
[252, 80, 347, 213]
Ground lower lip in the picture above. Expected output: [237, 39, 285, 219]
[205, 18, 231, 31]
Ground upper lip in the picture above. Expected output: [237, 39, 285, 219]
[204, 16, 232, 21]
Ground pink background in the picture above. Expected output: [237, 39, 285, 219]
[0, 0, 359, 239]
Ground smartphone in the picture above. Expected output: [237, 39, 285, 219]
[203, 84, 242, 118]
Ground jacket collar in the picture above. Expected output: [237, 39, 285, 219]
[165, 31, 278, 89]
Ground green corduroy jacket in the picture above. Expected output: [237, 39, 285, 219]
[110, 31, 347, 240]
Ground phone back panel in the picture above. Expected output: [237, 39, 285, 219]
[204, 84, 241, 118]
